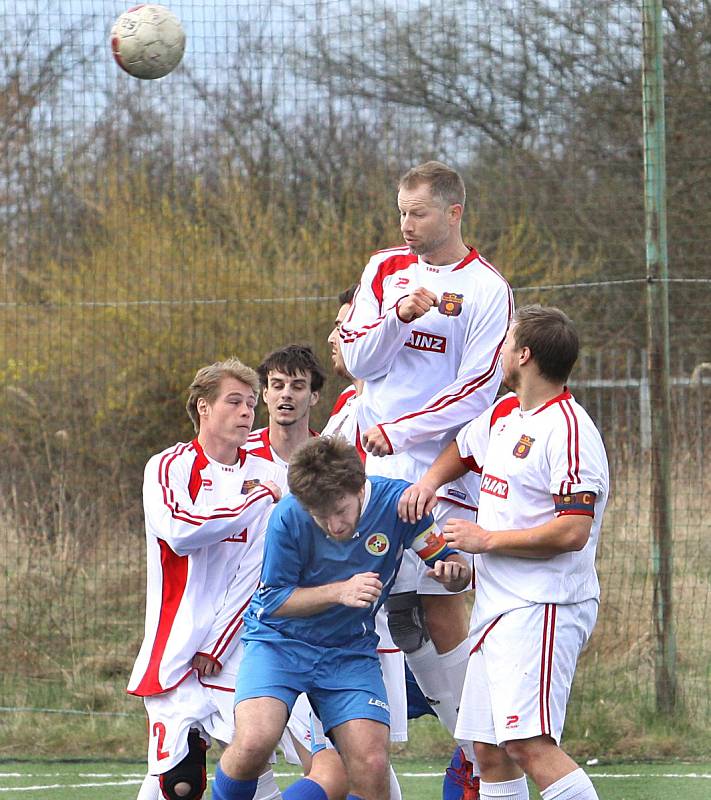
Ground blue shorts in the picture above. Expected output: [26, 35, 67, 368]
[235, 636, 390, 734]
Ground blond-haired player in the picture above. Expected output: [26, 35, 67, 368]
[129, 358, 284, 800]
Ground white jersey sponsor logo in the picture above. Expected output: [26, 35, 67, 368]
[480, 473, 509, 499]
[404, 329, 447, 353]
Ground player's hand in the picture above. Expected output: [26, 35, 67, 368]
[398, 482, 438, 522]
[255, 480, 282, 503]
[337, 572, 382, 607]
[362, 426, 393, 457]
[192, 653, 222, 677]
[396, 287, 438, 323]
[442, 519, 491, 554]
[427, 557, 471, 592]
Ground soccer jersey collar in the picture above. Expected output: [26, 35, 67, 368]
[356, 479, 374, 529]
[419, 246, 479, 274]
[527, 388, 573, 416]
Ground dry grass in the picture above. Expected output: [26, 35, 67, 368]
[1, 447, 710, 758]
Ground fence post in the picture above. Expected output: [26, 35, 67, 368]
[641, 0, 677, 713]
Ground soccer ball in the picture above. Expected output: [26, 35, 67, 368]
[110, 5, 186, 80]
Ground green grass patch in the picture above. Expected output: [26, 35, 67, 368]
[1, 757, 711, 800]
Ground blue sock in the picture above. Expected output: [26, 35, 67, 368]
[211, 763, 258, 800]
[283, 777, 329, 799]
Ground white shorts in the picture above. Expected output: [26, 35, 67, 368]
[143, 668, 237, 773]
[145, 642, 310, 773]
[455, 600, 598, 746]
[376, 607, 407, 742]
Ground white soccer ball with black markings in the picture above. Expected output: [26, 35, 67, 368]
[110, 4, 186, 80]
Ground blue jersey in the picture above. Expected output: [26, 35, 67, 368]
[243, 476, 457, 655]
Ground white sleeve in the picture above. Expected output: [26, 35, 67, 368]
[456, 408, 493, 470]
[547, 409, 609, 500]
[194, 526, 268, 663]
[143, 455, 276, 556]
[377, 280, 512, 453]
[338, 256, 414, 380]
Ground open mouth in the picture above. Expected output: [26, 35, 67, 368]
[277, 403, 295, 412]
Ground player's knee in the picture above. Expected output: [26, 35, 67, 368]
[473, 741, 508, 775]
[159, 730, 207, 800]
[348, 749, 389, 794]
[385, 592, 430, 654]
[421, 594, 468, 651]
[308, 750, 349, 799]
[503, 735, 555, 772]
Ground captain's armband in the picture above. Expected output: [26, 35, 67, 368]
[411, 523, 457, 566]
[553, 491, 596, 517]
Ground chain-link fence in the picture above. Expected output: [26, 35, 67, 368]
[1, 0, 709, 758]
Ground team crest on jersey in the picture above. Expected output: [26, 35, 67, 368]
[241, 478, 261, 494]
[365, 533, 390, 556]
[438, 292, 464, 316]
[513, 434, 535, 459]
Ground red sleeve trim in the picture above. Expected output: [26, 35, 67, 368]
[330, 387, 357, 417]
[376, 424, 394, 455]
[459, 455, 482, 475]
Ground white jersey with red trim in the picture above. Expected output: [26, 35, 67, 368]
[339, 245, 512, 476]
[321, 385, 372, 464]
[456, 391, 609, 635]
[128, 439, 285, 697]
[243, 426, 319, 469]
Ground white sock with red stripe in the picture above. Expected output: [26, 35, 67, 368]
[480, 776, 529, 799]
[540, 768, 599, 800]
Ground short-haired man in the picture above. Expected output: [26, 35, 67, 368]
[339, 160, 513, 793]
[246, 344, 326, 466]
[128, 358, 284, 800]
[400, 306, 609, 800]
[211, 436, 472, 800]
[246, 342, 351, 799]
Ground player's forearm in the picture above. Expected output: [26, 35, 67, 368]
[272, 583, 342, 617]
[377, 353, 502, 452]
[423, 441, 469, 490]
[153, 486, 275, 555]
[340, 311, 410, 380]
[482, 516, 593, 558]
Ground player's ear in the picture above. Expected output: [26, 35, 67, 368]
[449, 203, 463, 224]
[310, 391, 320, 407]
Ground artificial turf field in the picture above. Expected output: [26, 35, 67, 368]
[1, 758, 710, 799]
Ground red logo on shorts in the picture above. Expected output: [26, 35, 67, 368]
[505, 714, 520, 729]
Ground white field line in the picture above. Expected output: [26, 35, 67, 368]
[0, 779, 142, 792]
[1, 769, 711, 793]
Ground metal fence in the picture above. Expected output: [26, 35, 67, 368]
[1, 0, 709, 758]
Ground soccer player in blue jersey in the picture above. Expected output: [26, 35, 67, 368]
[211, 435, 471, 800]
